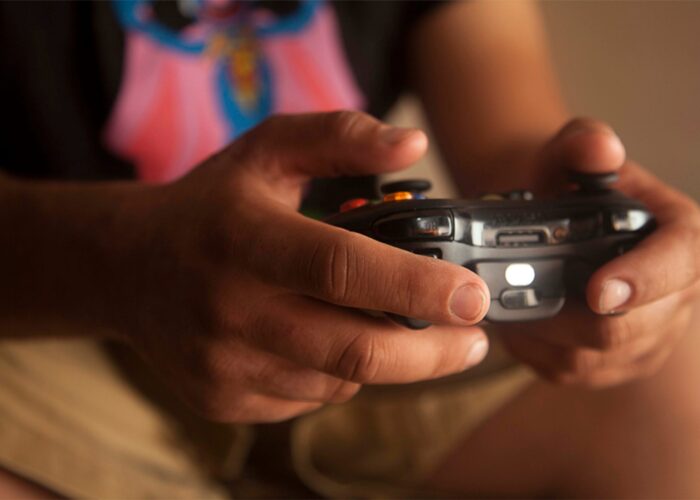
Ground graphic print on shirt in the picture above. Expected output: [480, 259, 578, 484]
[105, 0, 364, 182]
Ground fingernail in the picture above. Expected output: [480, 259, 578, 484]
[599, 279, 632, 313]
[380, 126, 416, 145]
[465, 337, 489, 368]
[450, 285, 487, 322]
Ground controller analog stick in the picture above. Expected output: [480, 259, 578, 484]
[568, 171, 619, 192]
[380, 179, 432, 195]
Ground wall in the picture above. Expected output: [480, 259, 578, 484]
[385, 1, 700, 201]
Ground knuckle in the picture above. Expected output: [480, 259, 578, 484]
[229, 114, 288, 168]
[233, 115, 278, 155]
[594, 318, 630, 351]
[327, 381, 361, 404]
[333, 333, 382, 383]
[639, 349, 673, 379]
[194, 341, 235, 386]
[190, 387, 247, 422]
[564, 349, 598, 375]
[326, 110, 365, 140]
[306, 232, 362, 304]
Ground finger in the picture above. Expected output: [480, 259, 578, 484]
[244, 293, 490, 384]
[236, 347, 361, 403]
[202, 392, 323, 423]
[587, 206, 700, 313]
[509, 295, 680, 350]
[502, 330, 660, 387]
[243, 209, 490, 325]
[201, 337, 360, 403]
[553, 344, 674, 388]
[234, 111, 428, 181]
[541, 117, 626, 176]
[614, 162, 699, 223]
[583, 162, 699, 313]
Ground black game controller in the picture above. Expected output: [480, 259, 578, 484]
[325, 173, 655, 329]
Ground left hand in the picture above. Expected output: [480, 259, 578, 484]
[498, 118, 700, 387]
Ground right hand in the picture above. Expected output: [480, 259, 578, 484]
[117, 111, 490, 423]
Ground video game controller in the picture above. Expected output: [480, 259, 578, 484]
[325, 173, 656, 329]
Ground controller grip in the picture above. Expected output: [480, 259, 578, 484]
[386, 313, 431, 330]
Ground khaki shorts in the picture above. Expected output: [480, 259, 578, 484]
[0, 338, 533, 498]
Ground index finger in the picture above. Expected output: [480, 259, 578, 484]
[245, 293, 489, 384]
[244, 207, 490, 326]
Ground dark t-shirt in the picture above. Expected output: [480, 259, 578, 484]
[0, 1, 443, 212]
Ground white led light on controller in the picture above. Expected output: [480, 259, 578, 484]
[505, 263, 535, 287]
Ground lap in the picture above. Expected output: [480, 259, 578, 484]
[429, 309, 700, 497]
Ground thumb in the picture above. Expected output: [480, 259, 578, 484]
[542, 117, 627, 177]
[234, 111, 427, 181]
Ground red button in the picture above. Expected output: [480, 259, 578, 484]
[340, 198, 369, 212]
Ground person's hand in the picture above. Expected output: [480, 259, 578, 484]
[497, 118, 700, 387]
[116, 111, 490, 422]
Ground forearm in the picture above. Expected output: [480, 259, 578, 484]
[0, 174, 157, 339]
[410, 0, 570, 195]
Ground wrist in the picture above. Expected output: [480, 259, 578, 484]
[449, 135, 559, 198]
[0, 176, 163, 341]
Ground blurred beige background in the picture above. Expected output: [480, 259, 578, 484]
[386, 1, 700, 201]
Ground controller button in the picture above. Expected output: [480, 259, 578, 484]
[374, 211, 453, 240]
[505, 263, 536, 286]
[340, 198, 369, 212]
[380, 179, 432, 195]
[610, 209, 652, 231]
[383, 191, 413, 202]
[500, 288, 539, 309]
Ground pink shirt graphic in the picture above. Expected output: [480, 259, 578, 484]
[105, 0, 363, 182]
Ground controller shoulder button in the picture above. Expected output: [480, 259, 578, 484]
[380, 179, 432, 195]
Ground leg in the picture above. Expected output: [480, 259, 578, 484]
[0, 467, 61, 499]
[429, 310, 700, 497]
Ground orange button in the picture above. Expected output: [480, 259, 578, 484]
[340, 198, 369, 212]
[383, 191, 413, 202]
